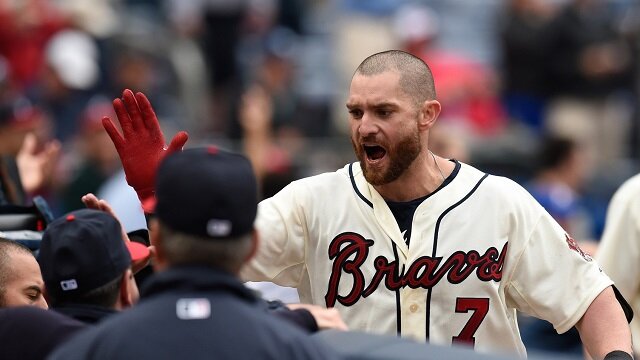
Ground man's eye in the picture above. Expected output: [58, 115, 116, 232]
[377, 109, 391, 117]
[349, 109, 363, 118]
[26, 291, 40, 301]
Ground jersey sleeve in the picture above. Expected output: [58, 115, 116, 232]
[596, 178, 640, 304]
[240, 181, 308, 288]
[504, 187, 612, 334]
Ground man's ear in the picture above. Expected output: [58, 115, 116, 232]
[245, 228, 259, 264]
[418, 99, 441, 131]
[118, 269, 135, 309]
[149, 220, 168, 272]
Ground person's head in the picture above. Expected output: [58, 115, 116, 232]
[537, 136, 588, 189]
[151, 147, 259, 275]
[348, 50, 441, 186]
[38, 209, 142, 310]
[0, 97, 51, 156]
[0, 238, 47, 309]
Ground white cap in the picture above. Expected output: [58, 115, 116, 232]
[45, 30, 99, 90]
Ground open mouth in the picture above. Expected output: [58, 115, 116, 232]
[363, 145, 387, 161]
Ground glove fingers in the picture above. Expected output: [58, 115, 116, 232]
[166, 131, 189, 154]
[112, 98, 135, 136]
[122, 89, 143, 133]
[135, 92, 164, 140]
[102, 116, 125, 151]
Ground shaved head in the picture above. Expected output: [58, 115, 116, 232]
[0, 239, 34, 295]
[0, 238, 44, 307]
[354, 50, 436, 107]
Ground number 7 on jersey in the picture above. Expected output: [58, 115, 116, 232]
[452, 297, 490, 346]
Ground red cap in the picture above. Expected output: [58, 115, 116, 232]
[126, 241, 150, 262]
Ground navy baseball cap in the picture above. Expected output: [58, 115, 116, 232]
[38, 209, 146, 297]
[0, 97, 44, 128]
[154, 146, 258, 239]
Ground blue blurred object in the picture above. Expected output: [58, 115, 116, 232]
[341, 0, 405, 16]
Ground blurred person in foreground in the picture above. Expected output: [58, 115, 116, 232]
[50, 147, 339, 359]
[0, 238, 47, 308]
[0, 306, 85, 360]
[37, 208, 148, 324]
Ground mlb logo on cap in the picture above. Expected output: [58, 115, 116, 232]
[60, 279, 78, 291]
[207, 219, 232, 237]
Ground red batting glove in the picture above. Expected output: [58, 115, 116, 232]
[103, 89, 189, 209]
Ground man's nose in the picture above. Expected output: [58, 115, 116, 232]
[37, 296, 48, 309]
[358, 113, 378, 137]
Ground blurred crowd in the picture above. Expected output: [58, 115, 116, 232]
[0, 0, 639, 240]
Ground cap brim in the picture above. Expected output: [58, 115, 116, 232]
[141, 196, 156, 214]
[126, 241, 150, 262]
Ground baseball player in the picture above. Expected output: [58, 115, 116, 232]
[597, 173, 640, 358]
[103, 50, 631, 359]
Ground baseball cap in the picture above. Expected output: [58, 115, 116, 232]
[154, 146, 258, 239]
[38, 209, 146, 297]
[45, 30, 98, 90]
[0, 97, 45, 129]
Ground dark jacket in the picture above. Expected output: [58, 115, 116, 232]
[0, 306, 85, 360]
[49, 266, 340, 360]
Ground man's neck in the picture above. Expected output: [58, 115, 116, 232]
[374, 153, 453, 202]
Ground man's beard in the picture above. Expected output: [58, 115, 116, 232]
[352, 131, 421, 186]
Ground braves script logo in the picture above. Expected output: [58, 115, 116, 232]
[565, 233, 592, 262]
[325, 232, 508, 307]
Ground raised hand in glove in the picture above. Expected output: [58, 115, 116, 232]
[103, 89, 189, 208]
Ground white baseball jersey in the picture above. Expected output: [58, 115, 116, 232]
[596, 173, 640, 357]
[242, 161, 612, 357]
